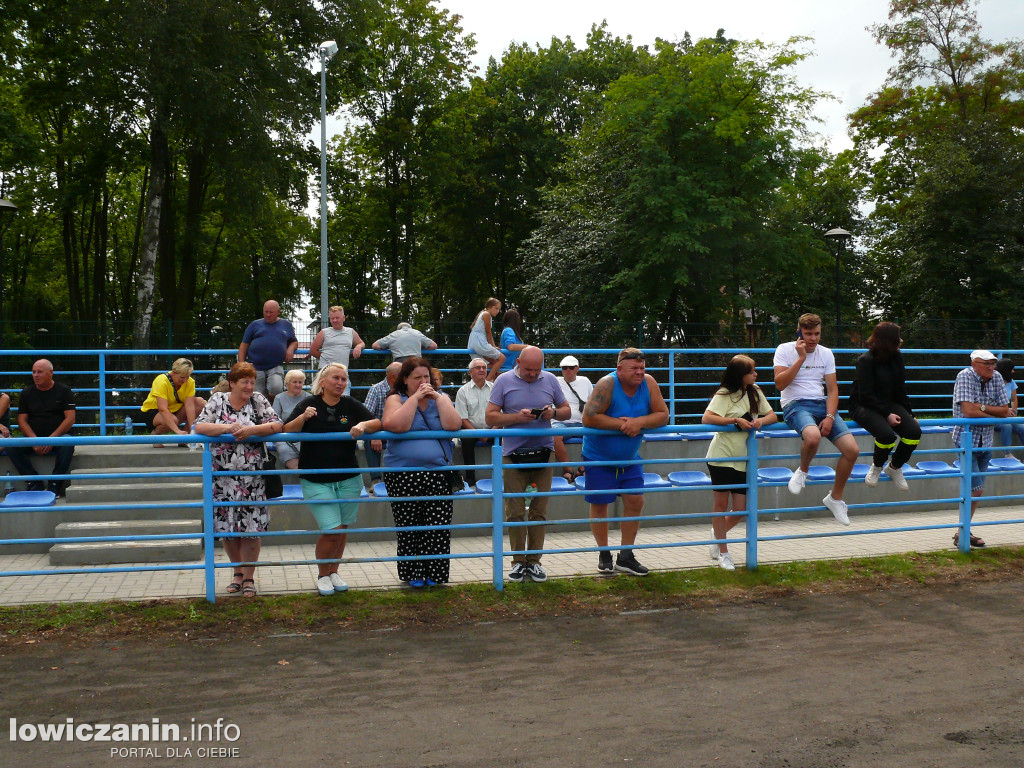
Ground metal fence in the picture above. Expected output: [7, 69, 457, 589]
[0, 420, 1022, 603]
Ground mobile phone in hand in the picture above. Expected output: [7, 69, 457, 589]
[530, 407, 546, 418]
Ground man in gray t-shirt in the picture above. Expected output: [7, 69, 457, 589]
[371, 322, 437, 362]
[485, 346, 569, 584]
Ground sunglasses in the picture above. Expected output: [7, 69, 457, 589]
[619, 352, 645, 362]
[561, 365, 578, 370]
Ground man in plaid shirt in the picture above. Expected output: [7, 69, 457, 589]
[363, 362, 401, 489]
[952, 350, 1013, 547]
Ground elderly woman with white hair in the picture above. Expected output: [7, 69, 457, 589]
[283, 363, 381, 595]
[136, 357, 207, 446]
[272, 369, 308, 470]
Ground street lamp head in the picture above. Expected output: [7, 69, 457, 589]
[320, 41, 338, 60]
[824, 227, 851, 242]
[0, 199, 17, 214]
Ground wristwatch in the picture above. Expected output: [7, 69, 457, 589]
[980, 404, 987, 413]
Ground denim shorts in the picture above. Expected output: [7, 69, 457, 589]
[782, 399, 851, 443]
[582, 459, 644, 505]
[970, 451, 991, 492]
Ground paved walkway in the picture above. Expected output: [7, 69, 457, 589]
[1, 505, 1022, 606]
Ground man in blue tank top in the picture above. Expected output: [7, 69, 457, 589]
[582, 348, 669, 575]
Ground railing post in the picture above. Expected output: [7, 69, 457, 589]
[957, 425, 973, 553]
[744, 429, 759, 570]
[491, 439, 505, 592]
[668, 351, 676, 422]
[98, 352, 107, 436]
[202, 443, 217, 603]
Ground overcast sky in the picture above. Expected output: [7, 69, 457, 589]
[437, 0, 1024, 151]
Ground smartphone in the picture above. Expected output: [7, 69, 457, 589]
[796, 328, 803, 340]
[530, 407, 546, 418]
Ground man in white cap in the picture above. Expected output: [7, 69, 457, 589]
[552, 355, 593, 482]
[952, 349, 1013, 548]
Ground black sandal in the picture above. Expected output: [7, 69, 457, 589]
[562, 470, 575, 483]
[952, 533, 987, 548]
[225, 572, 244, 594]
[241, 579, 257, 597]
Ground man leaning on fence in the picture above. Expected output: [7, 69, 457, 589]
[6, 359, 76, 497]
[952, 350, 1012, 549]
[582, 347, 669, 576]
[485, 346, 570, 584]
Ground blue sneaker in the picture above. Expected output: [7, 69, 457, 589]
[425, 578, 438, 587]
[409, 578, 426, 588]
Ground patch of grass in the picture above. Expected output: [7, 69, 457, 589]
[2, 546, 1023, 648]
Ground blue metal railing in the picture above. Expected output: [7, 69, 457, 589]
[1, 418, 1022, 604]
[1, 346, 1020, 433]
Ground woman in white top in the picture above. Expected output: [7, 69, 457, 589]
[309, 305, 365, 395]
[701, 355, 777, 571]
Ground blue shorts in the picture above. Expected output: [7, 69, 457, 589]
[970, 451, 991, 492]
[582, 459, 644, 505]
[301, 475, 363, 530]
[782, 399, 851, 443]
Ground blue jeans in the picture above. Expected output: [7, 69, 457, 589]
[782, 399, 852, 442]
[997, 422, 1024, 451]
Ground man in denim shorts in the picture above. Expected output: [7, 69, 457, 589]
[951, 350, 1012, 548]
[773, 313, 859, 525]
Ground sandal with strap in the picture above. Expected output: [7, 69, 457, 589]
[953, 533, 987, 548]
[225, 572, 245, 594]
[562, 470, 575, 483]
[241, 579, 257, 597]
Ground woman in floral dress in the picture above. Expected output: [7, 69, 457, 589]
[195, 362, 284, 597]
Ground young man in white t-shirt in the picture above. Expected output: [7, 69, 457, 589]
[773, 313, 859, 525]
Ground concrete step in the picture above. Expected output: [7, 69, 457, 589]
[65, 482, 204, 504]
[70, 466, 204, 485]
[70, 445, 204, 470]
[54, 519, 202, 539]
[49, 539, 203, 566]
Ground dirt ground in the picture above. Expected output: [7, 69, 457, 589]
[2, 580, 1023, 768]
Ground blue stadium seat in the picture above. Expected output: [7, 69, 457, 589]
[848, 427, 870, 436]
[454, 481, 475, 496]
[807, 466, 835, 481]
[990, 457, 1024, 471]
[549, 476, 575, 492]
[269, 484, 303, 501]
[667, 471, 712, 486]
[0, 490, 56, 508]
[373, 481, 390, 497]
[916, 461, 957, 475]
[562, 436, 583, 445]
[475, 479, 493, 494]
[642, 433, 684, 442]
[919, 424, 952, 434]
[643, 473, 671, 488]
[850, 463, 871, 478]
[764, 429, 800, 438]
[757, 466, 793, 482]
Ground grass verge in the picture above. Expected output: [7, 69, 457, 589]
[2, 547, 1023, 648]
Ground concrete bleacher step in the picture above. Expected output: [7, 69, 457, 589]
[65, 481, 204, 504]
[68, 444, 203, 470]
[49, 519, 203, 565]
[70, 466, 204, 485]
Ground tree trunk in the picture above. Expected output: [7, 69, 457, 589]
[134, 119, 168, 354]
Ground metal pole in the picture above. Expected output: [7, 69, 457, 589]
[0, 198, 19, 329]
[319, 51, 329, 331]
[835, 244, 841, 340]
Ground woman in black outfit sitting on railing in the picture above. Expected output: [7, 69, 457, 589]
[848, 322, 921, 492]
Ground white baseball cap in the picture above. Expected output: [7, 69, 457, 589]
[559, 356, 579, 367]
[970, 350, 997, 361]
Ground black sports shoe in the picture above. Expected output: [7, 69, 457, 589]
[614, 551, 650, 576]
[597, 550, 614, 573]
[508, 562, 526, 582]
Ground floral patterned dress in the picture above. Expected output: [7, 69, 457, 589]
[195, 391, 281, 533]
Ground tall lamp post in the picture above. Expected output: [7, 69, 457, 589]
[824, 227, 851, 342]
[319, 40, 339, 332]
[0, 198, 18, 329]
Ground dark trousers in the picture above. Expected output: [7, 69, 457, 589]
[850, 405, 921, 469]
[459, 437, 492, 484]
[365, 442, 384, 482]
[7, 445, 75, 489]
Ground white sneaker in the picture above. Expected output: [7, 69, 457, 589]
[329, 572, 349, 592]
[884, 464, 909, 492]
[864, 465, 882, 487]
[710, 529, 720, 561]
[823, 493, 850, 526]
[788, 468, 807, 495]
[719, 552, 736, 571]
[316, 576, 334, 596]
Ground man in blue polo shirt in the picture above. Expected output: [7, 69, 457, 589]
[582, 348, 669, 576]
[237, 300, 298, 400]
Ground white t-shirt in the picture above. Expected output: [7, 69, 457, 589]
[556, 375, 593, 423]
[773, 341, 836, 408]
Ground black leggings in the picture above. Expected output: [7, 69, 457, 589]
[849, 404, 921, 468]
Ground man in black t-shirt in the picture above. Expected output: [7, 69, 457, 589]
[8, 359, 76, 496]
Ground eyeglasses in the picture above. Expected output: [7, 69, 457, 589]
[619, 351, 645, 362]
[561, 365, 578, 370]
